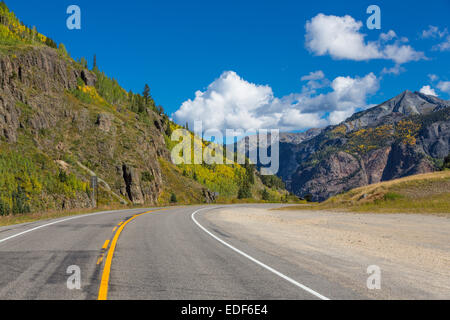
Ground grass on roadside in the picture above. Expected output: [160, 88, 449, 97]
[0, 204, 130, 227]
[279, 171, 450, 216]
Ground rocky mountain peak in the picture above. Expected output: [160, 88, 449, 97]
[344, 90, 450, 131]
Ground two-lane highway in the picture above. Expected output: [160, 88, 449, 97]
[0, 205, 363, 300]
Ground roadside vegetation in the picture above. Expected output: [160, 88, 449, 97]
[163, 122, 296, 203]
[0, 204, 131, 227]
[0, 148, 90, 216]
[0, 1, 58, 50]
[282, 170, 450, 215]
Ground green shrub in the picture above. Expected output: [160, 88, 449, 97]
[0, 150, 88, 214]
[261, 188, 270, 201]
[141, 171, 154, 182]
[384, 192, 404, 201]
[443, 154, 450, 170]
[0, 198, 10, 216]
[259, 174, 285, 189]
[11, 186, 30, 215]
[237, 182, 252, 199]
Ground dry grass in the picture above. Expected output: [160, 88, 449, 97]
[280, 171, 450, 216]
[0, 204, 130, 227]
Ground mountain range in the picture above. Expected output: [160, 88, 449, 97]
[244, 90, 450, 201]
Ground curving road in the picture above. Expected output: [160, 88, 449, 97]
[0, 205, 364, 300]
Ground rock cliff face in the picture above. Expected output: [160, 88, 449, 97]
[0, 46, 174, 207]
[271, 91, 450, 201]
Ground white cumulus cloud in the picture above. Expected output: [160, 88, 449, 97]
[421, 26, 450, 52]
[422, 25, 448, 39]
[437, 81, 450, 94]
[305, 14, 425, 64]
[428, 74, 439, 82]
[301, 70, 325, 81]
[380, 30, 397, 42]
[435, 36, 450, 52]
[173, 71, 379, 132]
[419, 85, 438, 96]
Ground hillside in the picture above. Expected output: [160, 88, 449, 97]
[277, 91, 450, 201]
[283, 170, 450, 214]
[0, 3, 289, 216]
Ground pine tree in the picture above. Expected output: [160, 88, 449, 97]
[443, 153, 450, 170]
[78, 57, 88, 68]
[261, 188, 270, 201]
[93, 54, 97, 70]
[58, 43, 68, 57]
[143, 84, 150, 105]
[237, 181, 252, 199]
[12, 186, 30, 214]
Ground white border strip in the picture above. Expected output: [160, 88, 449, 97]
[191, 207, 330, 300]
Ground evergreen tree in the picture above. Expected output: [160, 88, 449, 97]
[32, 26, 37, 42]
[261, 188, 270, 201]
[58, 43, 68, 57]
[93, 54, 97, 69]
[0, 199, 10, 216]
[11, 186, 30, 215]
[143, 84, 150, 105]
[443, 153, 450, 170]
[45, 37, 57, 48]
[237, 181, 252, 199]
[243, 159, 255, 185]
[78, 57, 88, 68]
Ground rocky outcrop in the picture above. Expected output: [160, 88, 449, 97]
[381, 143, 435, 181]
[418, 121, 450, 159]
[0, 46, 94, 97]
[292, 151, 367, 202]
[291, 143, 436, 202]
[96, 113, 114, 133]
[344, 90, 450, 132]
[0, 47, 98, 142]
[0, 46, 173, 208]
[202, 189, 217, 203]
[280, 91, 449, 201]
[122, 164, 145, 205]
[362, 147, 391, 184]
[0, 95, 19, 143]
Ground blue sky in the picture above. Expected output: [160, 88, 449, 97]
[5, 0, 450, 131]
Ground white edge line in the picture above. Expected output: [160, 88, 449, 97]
[191, 207, 331, 301]
[0, 208, 155, 244]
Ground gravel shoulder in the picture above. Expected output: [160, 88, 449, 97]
[203, 207, 450, 299]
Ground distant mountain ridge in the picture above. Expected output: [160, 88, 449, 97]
[241, 91, 450, 201]
[344, 90, 450, 131]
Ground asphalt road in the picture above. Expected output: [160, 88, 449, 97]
[0, 205, 363, 300]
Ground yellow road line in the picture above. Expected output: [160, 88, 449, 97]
[117, 221, 123, 226]
[102, 239, 110, 250]
[97, 210, 155, 300]
[112, 226, 117, 233]
[96, 254, 104, 265]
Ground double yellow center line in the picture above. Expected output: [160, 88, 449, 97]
[97, 210, 158, 300]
